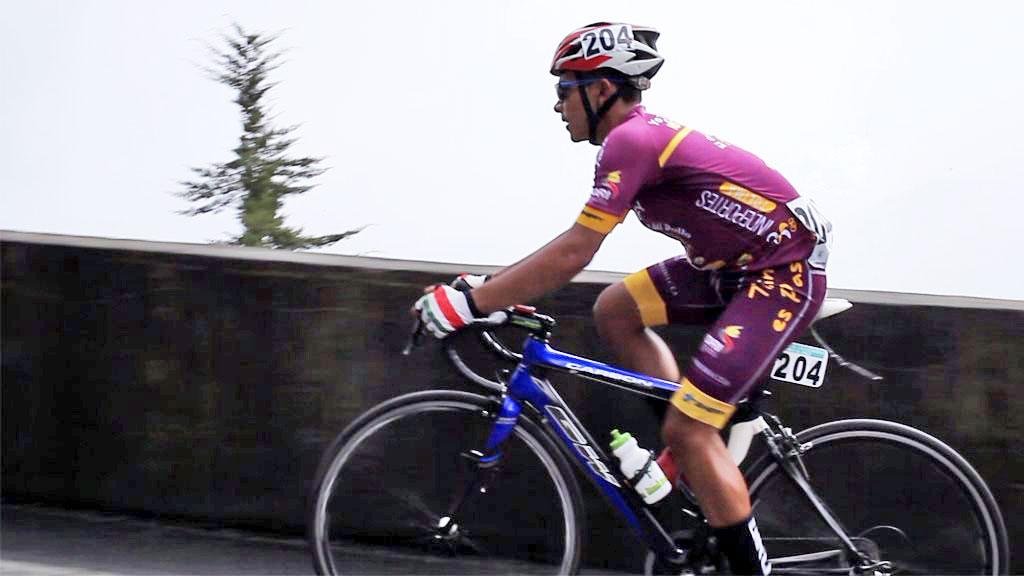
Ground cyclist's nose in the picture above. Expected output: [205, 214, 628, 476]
[554, 100, 563, 114]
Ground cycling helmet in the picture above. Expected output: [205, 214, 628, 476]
[550, 22, 664, 89]
[551, 23, 664, 144]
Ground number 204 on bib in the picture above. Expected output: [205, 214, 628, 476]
[772, 342, 829, 388]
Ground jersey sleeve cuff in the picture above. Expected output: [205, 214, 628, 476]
[576, 206, 626, 235]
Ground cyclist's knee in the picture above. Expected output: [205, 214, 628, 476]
[661, 406, 719, 453]
[593, 282, 644, 337]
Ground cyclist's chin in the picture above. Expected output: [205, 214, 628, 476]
[567, 128, 587, 143]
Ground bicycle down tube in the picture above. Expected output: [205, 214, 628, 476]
[485, 335, 687, 563]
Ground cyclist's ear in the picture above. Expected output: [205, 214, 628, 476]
[593, 78, 620, 102]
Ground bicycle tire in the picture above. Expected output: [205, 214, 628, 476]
[308, 390, 586, 575]
[744, 419, 1009, 575]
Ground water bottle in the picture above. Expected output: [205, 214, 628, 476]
[609, 429, 672, 505]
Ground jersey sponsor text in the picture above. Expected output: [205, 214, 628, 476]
[696, 190, 776, 237]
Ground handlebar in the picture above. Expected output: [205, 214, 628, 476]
[403, 305, 555, 392]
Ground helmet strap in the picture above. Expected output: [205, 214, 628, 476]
[578, 84, 622, 145]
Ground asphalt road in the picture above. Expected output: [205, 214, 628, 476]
[1, 504, 313, 576]
[0, 504, 631, 575]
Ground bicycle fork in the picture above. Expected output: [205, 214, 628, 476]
[428, 396, 520, 549]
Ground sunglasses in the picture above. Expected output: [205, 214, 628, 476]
[555, 78, 602, 101]
[555, 77, 626, 101]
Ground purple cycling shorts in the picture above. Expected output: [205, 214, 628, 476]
[623, 256, 827, 428]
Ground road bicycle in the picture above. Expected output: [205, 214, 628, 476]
[308, 298, 1008, 575]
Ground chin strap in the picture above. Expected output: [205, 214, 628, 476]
[578, 85, 622, 145]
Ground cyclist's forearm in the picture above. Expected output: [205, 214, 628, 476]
[472, 252, 584, 313]
[472, 229, 597, 313]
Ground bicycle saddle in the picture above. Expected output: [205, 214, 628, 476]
[813, 298, 851, 323]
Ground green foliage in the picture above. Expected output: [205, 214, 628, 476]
[179, 24, 361, 250]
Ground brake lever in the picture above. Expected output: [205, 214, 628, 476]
[402, 317, 425, 356]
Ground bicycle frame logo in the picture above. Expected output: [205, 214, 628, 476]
[546, 405, 622, 487]
[564, 362, 653, 389]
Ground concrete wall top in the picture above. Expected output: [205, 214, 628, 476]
[3, 229, 1021, 311]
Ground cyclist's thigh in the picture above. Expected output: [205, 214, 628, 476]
[671, 261, 827, 428]
[620, 255, 727, 327]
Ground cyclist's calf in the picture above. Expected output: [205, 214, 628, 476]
[661, 408, 752, 527]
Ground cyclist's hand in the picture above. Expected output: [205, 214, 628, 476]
[414, 284, 482, 339]
[451, 273, 488, 292]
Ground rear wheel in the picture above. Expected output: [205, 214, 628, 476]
[746, 419, 1008, 574]
[309, 390, 585, 575]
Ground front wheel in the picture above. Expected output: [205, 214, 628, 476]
[308, 390, 585, 575]
[745, 419, 1008, 575]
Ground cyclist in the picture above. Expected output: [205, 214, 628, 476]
[415, 22, 831, 575]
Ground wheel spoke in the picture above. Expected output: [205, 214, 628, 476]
[771, 547, 845, 565]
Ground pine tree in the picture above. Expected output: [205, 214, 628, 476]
[179, 24, 360, 249]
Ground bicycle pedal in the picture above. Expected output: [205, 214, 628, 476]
[460, 449, 501, 468]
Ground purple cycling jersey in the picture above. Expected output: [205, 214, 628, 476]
[576, 106, 826, 272]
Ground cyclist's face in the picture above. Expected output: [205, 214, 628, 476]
[554, 73, 593, 143]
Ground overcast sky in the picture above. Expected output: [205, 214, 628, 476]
[2, 1, 1022, 300]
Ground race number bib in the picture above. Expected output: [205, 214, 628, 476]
[580, 24, 634, 59]
[772, 342, 829, 388]
[786, 196, 832, 269]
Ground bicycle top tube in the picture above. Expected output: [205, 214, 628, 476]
[520, 336, 679, 401]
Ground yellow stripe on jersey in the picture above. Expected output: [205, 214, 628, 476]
[658, 127, 694, 168]
[576, 206, 625, 234]
[623, 269, 668, 327]
[670, 378, 736, 429]
[719, 182, 777, 213]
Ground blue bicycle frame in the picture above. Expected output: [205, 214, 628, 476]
[479, 333, 687, 562]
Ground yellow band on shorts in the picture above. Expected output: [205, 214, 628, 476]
[670, 378, 736, 429]
[622, 269, 668, 327]
[576, 206, 625, 234]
